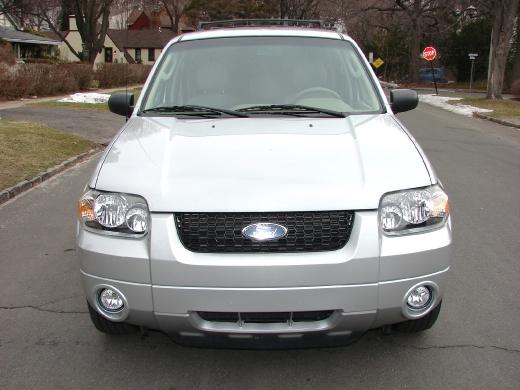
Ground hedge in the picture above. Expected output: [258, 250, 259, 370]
[0, 63, 151, 99]
[95, 63, 152, 88]
[0, 40, 15, 65]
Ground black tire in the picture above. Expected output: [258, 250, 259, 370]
[87, 302, 138, 335]
[393, 301, 442, 333]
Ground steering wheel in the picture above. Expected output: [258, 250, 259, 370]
[293, 87, 343, 102]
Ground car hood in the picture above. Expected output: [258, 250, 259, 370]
[93, 115, 432, 212]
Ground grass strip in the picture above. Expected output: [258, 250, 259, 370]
[452, 97, 520, 119]
[0, 120, 95, 190]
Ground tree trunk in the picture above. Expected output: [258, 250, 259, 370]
[74, 0, 112, 64]
[408, 17, 421, 83]
[164, 3, 176, 33]
[280, 0, 288, 18]
[165, 6, 181, 34]
[404, 0, 424, 83]
[511, 13, 520, 84]
[174, 13, 181, 34]
[486, 0, 520, 99]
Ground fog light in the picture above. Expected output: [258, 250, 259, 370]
[98, 288, 124, 312]
[406, 286, 431, 310]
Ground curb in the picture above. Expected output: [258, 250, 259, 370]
[473, 113, 520, 129]
[0, 147, 103, 206]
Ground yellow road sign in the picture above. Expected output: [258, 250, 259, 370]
[373, 57, 384, 69]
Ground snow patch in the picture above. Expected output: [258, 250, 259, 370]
[418, 94, 493, 117]
[380, 81, 399, 89]
[58, 92, 111, 104]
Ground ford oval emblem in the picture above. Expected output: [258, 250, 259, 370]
[242, 223, 288, 241]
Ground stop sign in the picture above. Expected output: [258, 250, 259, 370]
[422, 46, 437, 61]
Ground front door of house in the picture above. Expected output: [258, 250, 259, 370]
[105, 47, 113, 63]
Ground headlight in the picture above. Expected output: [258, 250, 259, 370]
[379, 184, 449, 236]
[78, 189, 149, 236]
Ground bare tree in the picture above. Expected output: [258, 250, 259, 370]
[161, 0, 191, 33]
[512, 11, 520, 86]
[486, 0, 519, 98]
[280, 0, 320, 19]
[34, 0, 114, 63]
[365, 1, 452, 82]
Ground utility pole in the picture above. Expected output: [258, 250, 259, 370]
[468, 53, 478, 92]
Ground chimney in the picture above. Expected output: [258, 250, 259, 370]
[151, 9, 161, 30]
[68, 15, 77, 31]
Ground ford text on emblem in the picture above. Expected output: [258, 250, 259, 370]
[241, 223, 288, 241]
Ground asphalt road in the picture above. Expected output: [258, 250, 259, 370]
[0, 106, 124, 144]
[0, 103, 519, 389]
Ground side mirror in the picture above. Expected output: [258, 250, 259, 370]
[390, 89, 418, 114]
[108, 92, 135, 117]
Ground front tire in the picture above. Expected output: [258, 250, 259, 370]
[393, 301, 442, 333]
[87, 302, 138, 335]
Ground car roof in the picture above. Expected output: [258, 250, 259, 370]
[178, 28, 345, 42]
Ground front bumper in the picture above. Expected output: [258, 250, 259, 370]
[78, 211, 452, 341]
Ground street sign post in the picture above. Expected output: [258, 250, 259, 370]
[373, 57, 384, 69]
[468, 53, 478, 91]
[422, 46, 438, 95]
[422, 46, 437, 61]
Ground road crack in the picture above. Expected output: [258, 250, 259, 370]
[0, 305, 87, 314]
[383, 339, 520, 354]
[0, 295, 87, 314]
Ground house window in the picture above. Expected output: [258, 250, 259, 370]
[105, 47, 113, 63]
[148, 48, 155, 62]
[135, 48, 141, 63]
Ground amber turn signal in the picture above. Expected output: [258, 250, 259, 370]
[78, 198, 95, 221]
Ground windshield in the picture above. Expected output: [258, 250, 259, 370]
[141, 36, 382, 116]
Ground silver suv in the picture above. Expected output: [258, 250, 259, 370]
[77, 20, 451, 347]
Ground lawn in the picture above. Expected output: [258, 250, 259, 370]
[0, 120, 95, 191]
[453, 97, 520, 119]
[29, 87, 142, 112]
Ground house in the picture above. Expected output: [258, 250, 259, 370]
[48, 16, 176, 65]
[0, 12, 60, 60]
[107, 29, 175, 64]
[127, 8, 195, 33]
[0, 11, 17, 29]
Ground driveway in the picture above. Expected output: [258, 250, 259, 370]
[0, 103, 519, 389]
[0, 106, 124, 144]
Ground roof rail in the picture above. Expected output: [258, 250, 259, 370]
[197, 19, 330, 31]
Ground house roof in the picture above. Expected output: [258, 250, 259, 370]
[39, 30, 69, 41]
[107, 29, 176, 50]
[0, 28, 61, 45]
[127, 8, 145, 26]
[38, 28, 174, 50]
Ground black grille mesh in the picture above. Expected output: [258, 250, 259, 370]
[174, 211, 355, 253]
[198, 311, 334, 323]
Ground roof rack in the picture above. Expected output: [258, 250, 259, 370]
[197, 19, 330, 31]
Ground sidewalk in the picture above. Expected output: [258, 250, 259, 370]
[0, 84, 142, 111]
[416, 91, 520, 129]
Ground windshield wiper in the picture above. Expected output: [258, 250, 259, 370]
[141, 105, 248, 118]
[237, 104, 346, 118]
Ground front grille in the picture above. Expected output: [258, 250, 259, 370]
[175, 211, 355, 253]
[198, 311, 334, 324]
